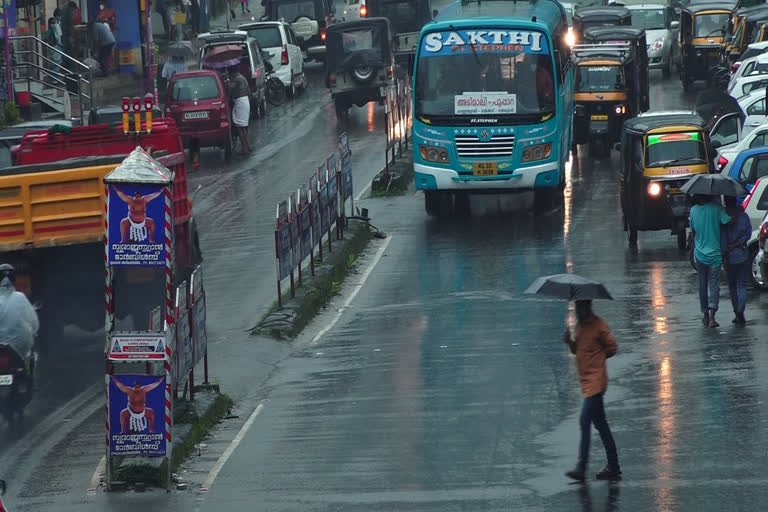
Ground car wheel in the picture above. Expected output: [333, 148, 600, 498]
[750, 245, 768, 290]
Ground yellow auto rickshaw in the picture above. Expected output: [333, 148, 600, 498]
[679, 3, 734, 90]
[619, 111, 713, 248]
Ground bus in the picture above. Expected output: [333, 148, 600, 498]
[412, 0, 574, 214]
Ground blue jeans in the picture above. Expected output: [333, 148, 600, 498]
[578, 393, 619, 470]
[726, 260, 748, 314]
[696, 261, 721, 313]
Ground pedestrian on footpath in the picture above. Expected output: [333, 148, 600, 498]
[92, 21, 115, 77]
[242, 0, 251, 14]
[563, 300, 621, 482]
[228, 65, 252, 154]
[690, 194, 731, 328]
[722, 197, 752, 325]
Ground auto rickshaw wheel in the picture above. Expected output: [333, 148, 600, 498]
[663, 58, 672, 79]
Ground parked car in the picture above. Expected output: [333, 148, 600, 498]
[164, 70, 233, 161]
[265, 0, 336, 62]
[728, 52, 768, 94]
[730, 40, 768, 73]
[730, 72, 768, 98]
[239, 21, 308, 96]
[746, 179, 768, 288]
[716, 119, 768, 173]
[340, 0, 366, 21]
[198, 30, 268, 117]
[627, 4, 679, 77]
[736, 88, 768, 136]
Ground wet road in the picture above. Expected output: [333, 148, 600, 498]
[4, 60, 768, 512]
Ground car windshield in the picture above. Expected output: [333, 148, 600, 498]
[694, 13, 729, 38]
[246, 26, 283, 49]
[631, 8, 666, 30]
[274, 0, 318, 21]
[645, 132, 707, 167]
[415, 30, 555, 119]
[576, 64, 625, 92]
[171, 75, 221, 101]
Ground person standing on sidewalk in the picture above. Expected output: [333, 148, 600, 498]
[722, 197, 752, 325]
[92, 21, 115, 77]
[563, 300, 621, 481]
[690, 194, 731, 328]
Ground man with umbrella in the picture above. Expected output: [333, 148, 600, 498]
[525, 274, 621, 481]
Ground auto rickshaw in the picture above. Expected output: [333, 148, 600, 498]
[326, 18, 395, 119]
[679, 3, 734, 90]
[722, 5, 768, 62]
[572, 28, 649, 155]
[619, 111, 713, 248]
[572, 6, 632, 44]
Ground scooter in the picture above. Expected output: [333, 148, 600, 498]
[0, 342, 35, 423]
[0, 479, 9, 512]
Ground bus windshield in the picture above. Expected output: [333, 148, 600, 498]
[576, 65, 625, 92]
[645, 132, 707, 167]
[415, 29, 555, 118]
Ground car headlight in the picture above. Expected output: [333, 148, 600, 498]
[522, 143, 552, 162]
[651, 37, 665, 52]
[419, 144, 450, 163]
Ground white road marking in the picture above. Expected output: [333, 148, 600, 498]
[199, 402, 266, 492]
[355, 179, 372, 201]
[311, 235, 392, 345]
[88, 456, 106, 492]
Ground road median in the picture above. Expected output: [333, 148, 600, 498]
[371, 152, 414, 197]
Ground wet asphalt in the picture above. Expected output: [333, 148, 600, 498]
[4, 57, 768, 512]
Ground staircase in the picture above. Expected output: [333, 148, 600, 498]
[8, 35, 94, 122]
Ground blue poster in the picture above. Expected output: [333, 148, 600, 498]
[108, 184, 167, 266]
[319, 183, 329, 235]
[109, 375, 167, 457]
[420, 29, 549, 57]
[341, 152, 353, 200]
[328, 173, 338, 226]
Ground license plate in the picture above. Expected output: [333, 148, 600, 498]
[0, 375, 13, 386]
[184, 111, 209, 120]
[474, 162, 498, 176]
[591, 114, 608, 121]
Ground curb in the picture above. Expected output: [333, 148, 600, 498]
[371, 153, 414, 197]
[253, 222, 374, 339]
[112, 388, 233, 489]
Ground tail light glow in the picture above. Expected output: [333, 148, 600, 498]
[760, 222, 768, 249]
[321, 31, 326, 40]
[718, 155, 728, 171]
[281, 45, 289, 65]
[360, 5, 367, 16]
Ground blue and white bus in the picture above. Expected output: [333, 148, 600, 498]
[412, 0, 574, 214]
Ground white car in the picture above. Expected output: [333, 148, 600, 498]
[728, 52, 768, 94]
[730, 72, 768, 99]
[749, 180, 768, 289]
[239, 21, 307, 96]
[340, 0, 366, 21]
[736, 89, 768, 137]
[716, 119, 768, 174]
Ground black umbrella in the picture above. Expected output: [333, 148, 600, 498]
[167, 41, 196, 58]
[524, 273, 613, 301]
[680, 174, 748, 197]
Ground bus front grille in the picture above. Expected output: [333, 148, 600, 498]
[455, 135, 516, 157]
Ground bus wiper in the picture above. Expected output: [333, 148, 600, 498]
[655, 157, 705, 166]
[450, 24, 483, 69]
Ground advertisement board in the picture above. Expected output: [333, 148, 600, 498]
[108, 375, 167, 457]
[107, 184, 166, 266]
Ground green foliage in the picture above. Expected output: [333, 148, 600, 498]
[3, 102, 20, 125]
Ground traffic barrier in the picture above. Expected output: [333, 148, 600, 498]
[274, 133, 354, 307]
[385, 76, 413, 173]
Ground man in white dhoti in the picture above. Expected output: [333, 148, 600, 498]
[113, 187, 164, 243]
[228, 64, 252, 154]
[111, 376, 164, 434]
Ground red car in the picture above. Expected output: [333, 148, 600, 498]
[165, 70, 233, 161]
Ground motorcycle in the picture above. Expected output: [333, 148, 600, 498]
[0, 342, 36, 423]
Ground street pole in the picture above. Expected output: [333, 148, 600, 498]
[145, 0, 153, 98]
[3, 0, 12, 102]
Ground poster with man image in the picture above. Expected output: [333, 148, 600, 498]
[108, 184, 166, 266]
[109, 375, 167, 457]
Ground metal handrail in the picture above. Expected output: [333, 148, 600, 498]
[13, 61, 91, 101]
[9, 35, 90, 73]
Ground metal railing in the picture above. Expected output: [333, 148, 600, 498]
[8, 35, 94, 120]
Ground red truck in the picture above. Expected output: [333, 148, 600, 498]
[3, 119, 201, 340]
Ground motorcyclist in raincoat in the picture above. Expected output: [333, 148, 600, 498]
[0, 264, 39, 366]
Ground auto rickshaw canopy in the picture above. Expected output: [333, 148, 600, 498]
[572, 6, 632, 42]
[624, 111, 708, 136]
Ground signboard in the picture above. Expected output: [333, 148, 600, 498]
[420, 30, 548, 56]
[109, 334, 166, 360]
[339, 132, 350, 155]
[327, 165, 338, 226]
[454, 92, 516, 115]
[309, 174, 321, 249]
[108, 375, 167, 457]
[298, 185, 312, 261]
[148, 305, 163, 331]
[175, 283, 192, 381]
[289, 193, 300, 269]
[276, 200, 292, 280]
[318, 181, 329, 236]
[107, 184, 167, 266]
[341, 151, 353, 200]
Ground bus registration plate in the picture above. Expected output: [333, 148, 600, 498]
[474, 162, 497, 176]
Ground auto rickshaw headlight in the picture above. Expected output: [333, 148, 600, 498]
[419, 144, 450, 164]
[615, 105, 626, 115]
[522, 143, 552, 162]
[565, 28, 575, 47]
[648, 182, 662, 197]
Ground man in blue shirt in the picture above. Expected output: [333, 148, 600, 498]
[722, 198, 752, 325]
[689, 195, 731, 328]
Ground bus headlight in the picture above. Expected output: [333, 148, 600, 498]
[419, 145, 450, 163]
[565, 28, 575, 47]
[648, 182, 662, 197]
[522, 143, 552, 162]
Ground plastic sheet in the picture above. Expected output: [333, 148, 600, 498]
[0, 278, 39, 360]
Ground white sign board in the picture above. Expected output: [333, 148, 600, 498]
[454, 92, 516, 115]
[108, 334, 167, 360]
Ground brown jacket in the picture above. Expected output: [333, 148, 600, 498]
[568, 315, 618, 398]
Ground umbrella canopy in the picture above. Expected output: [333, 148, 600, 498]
[524, 274, 613, 301]
[167, 41, 196, 58]
[203, 57, 241, 70]
[680, 174, 748, 197]
[203, 44, 245, 63]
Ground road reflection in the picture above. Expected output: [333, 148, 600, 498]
[654, 355, 676, 511]
[650, 263, 668, 335]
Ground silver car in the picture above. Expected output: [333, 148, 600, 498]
[627, 4, 680, 77]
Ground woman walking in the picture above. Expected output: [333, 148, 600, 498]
[723, 197, 752, 324]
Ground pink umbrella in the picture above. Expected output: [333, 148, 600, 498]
[203, 44, 245, 63]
